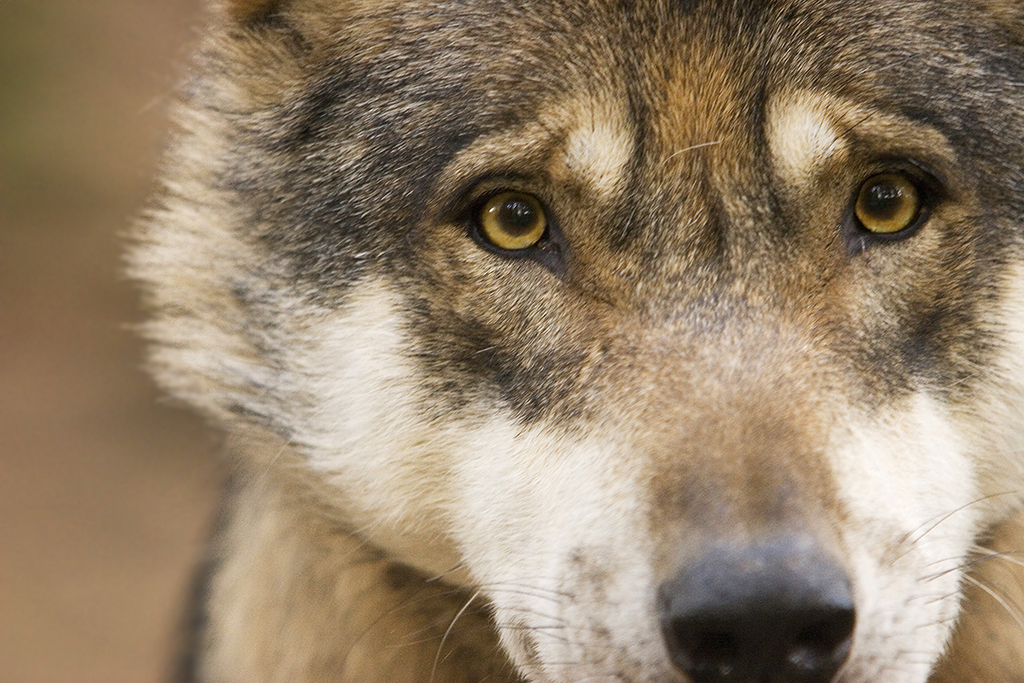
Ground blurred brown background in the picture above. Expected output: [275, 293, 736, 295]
[0, 1, 222, 681]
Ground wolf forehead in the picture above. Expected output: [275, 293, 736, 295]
[153, 0, 1024, 427]
[215, 0, 1022, 269]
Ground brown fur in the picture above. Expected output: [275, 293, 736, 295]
[932, 519, 1024, 683]
[218, 0, 277, 22]
[135, 1, 1024, 681]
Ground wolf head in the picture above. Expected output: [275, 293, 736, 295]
[135, 1, 1024, 681]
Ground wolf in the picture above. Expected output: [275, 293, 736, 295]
[132, 0, 1024, 681]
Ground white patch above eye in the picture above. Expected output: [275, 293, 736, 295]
[538, 91, 635, 198]
[767, 92, 847, 189]
[563, 116, 634, 196]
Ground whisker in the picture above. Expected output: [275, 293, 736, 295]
[896, 491, 1020, 560]
[665, 140, 722, 162]
[970, 545, 1024, 571]
[472, 582, 573, 602]
[962, 574, 1024, 634]
[431, 588, 483, 683]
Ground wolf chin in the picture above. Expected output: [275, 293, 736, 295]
[133, 1, 1024, 681]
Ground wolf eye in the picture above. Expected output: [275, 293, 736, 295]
[854, 173, 921, 234]
[478, 191, 547, 251]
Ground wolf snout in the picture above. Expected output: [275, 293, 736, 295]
[658, 536, 855, 683]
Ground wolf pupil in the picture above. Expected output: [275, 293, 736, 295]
[854, 172, 920, 235]
[478, 191, 547, 251]
[863, 182, 904, 220]
[499, 200, 537, 235]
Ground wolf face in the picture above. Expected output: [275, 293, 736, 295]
[134, 1, 1024, 681]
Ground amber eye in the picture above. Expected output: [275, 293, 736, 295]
[854, 173, 921, 234]
[478, 191, 547, 250]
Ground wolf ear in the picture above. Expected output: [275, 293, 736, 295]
[217, 0, 281, 23]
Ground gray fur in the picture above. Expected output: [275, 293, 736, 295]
[134, 1, 1024, 681]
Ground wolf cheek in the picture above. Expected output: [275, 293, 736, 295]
[133, 1, 1024, 682]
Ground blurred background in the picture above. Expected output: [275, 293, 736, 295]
[0, 1, 222, 681]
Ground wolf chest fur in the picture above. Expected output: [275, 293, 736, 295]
[133, 1, 1024, 682]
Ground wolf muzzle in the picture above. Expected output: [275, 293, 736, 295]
[659, 536, 855, 683]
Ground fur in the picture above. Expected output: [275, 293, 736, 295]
[133, 1, 1024, 681]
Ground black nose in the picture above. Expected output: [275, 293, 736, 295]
[658, 537, 855, 683]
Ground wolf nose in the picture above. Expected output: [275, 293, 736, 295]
[658, 537, 855, 683]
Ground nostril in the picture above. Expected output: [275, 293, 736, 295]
[665, 608, 854, 682]
[668, 622, 740, 675]
[688, 629, 738, 664]
[659, 537, 855, 683]
[789, 610, 855, 673]
[667, 620, 742, 680]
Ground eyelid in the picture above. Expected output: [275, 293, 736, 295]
[866, 157, 949, 201]
[848, 160, 947, 222]
[441, 172, 542, 226]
